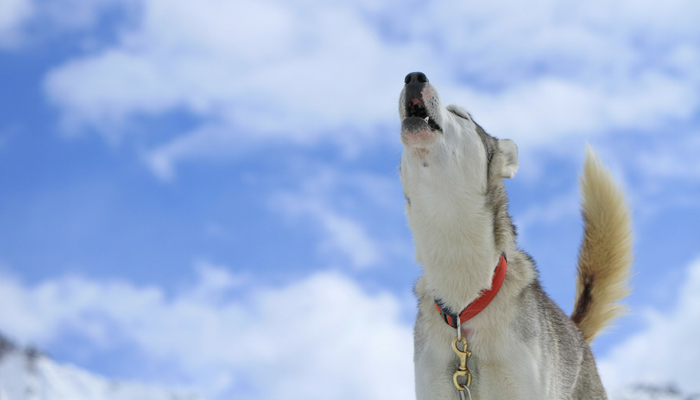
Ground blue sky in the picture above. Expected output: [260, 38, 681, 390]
[1, 0, 700, 399]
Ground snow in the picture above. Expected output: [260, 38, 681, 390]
[2, 331, 698, 400]
[0, 334, 204, 400]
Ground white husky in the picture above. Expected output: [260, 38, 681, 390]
[398, 72, 633, 400]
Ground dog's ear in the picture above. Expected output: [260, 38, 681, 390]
[498, 139, 519, 178]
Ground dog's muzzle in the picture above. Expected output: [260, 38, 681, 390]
[401, 72, 441, 147]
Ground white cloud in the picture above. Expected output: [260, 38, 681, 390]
[511, 187, 580, 236]
[634, 133, 700, 179]
[0, 0, 140, 49]
[599, 256, 700, 395]
[280, 196, 382, 269]
[271, 169, 400, 270]
[44, 0, 418, 134]
[38, 0, 700, 177]
[0, 264, 414, 400]
[456, 72, 699, 145]
[0, 0, 34, 47]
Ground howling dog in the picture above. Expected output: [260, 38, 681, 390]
[399, 72, 632, 400]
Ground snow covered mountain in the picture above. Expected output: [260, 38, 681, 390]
[612, 385, 700, 400]
[0, 334, 204, 400]
[1, 331, 697, 400]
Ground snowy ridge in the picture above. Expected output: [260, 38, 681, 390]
[611, 384, 700, 400]
[1, 331, 698, 400]
[0, 333, 204, 400]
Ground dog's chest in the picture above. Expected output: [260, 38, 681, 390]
[415, 326, 548, 400]
[414, 284, 553, 400]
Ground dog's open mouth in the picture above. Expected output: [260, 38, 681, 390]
[404, 98, 441, 131]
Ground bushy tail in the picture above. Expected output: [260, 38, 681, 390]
[570, 145, 633, 344]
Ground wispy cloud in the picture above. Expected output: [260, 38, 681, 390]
[599, 256, 700, 394]
[0, 0, 33, 47]
[277, 194, 382, 269]
[634, 133, 700, 179]
[271, 168, 409, 270]
[0, 263, 414, 400]
[511, 187, 580, 235]
[30, 0, 700, 177]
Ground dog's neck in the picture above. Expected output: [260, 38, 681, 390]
[409, 184, 508, 313]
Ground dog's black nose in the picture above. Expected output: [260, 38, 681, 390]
[405, 72, 428, 85]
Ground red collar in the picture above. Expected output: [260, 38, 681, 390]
[434, 253, 508, 328]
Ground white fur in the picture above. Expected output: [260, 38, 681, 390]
[498, 139, 519, 178]
[413, 271, 544, 400]
[400, 99, 501, 312]
[400, 82, 578, 399]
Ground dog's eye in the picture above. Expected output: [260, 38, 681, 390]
[449, 109, 470, 121]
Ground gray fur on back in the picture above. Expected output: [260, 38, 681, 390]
[523, 280, 607, 398]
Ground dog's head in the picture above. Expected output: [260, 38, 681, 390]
[399, 72, 519, 216]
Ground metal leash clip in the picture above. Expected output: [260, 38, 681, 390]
[452, 336, 472, 389]
[453, 320, 472, 400]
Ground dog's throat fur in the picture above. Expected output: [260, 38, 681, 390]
[434, 253, 508, 328]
